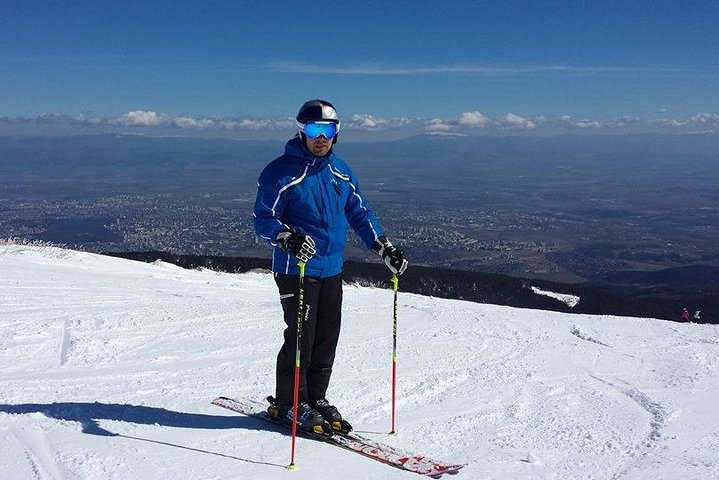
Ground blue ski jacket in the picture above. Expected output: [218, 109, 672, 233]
[253, 137, 383, 278]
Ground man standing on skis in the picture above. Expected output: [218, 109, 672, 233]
[253, 100, 408, 435]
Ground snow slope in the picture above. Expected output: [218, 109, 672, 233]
[1, 243, 718, 479]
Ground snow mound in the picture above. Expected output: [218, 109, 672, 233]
[571, 325, 610, 347]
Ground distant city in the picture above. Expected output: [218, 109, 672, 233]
[1, 133, 718, 287]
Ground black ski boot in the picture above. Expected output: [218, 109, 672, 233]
[311, 398, 353, 433]
[267, 396, 333, 436]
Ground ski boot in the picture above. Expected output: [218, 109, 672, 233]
[311, 398, 353, 433]
[267, 396, 333, 437]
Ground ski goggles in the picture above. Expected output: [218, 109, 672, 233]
[298, 121, 340, 140]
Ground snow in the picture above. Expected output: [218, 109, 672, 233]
[531, 286, 581, 308]
[1, 242, 718, 479]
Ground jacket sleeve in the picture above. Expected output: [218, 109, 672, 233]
[343, 166, 383, 248]
[253, 165, 290, 246]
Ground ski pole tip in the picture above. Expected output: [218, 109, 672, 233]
[389, 430, 397, 436]
[287, 463, 298, 471]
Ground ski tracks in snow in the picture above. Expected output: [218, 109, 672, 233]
[58, 320, 72, 367]
[592, 376, 667, 447]
[8, 422, 72, 480]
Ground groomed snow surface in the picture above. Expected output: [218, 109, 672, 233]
[1, 243, 718, 480]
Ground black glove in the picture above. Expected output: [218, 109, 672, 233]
[277, 230, 316, 263]
[372, 236, 408, 275]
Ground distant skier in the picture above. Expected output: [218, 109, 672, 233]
[693, 309, 702, 322]
[253, 100, 408, 435]
[681, 308, 690, 322]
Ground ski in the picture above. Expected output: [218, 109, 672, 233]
[211, 396, 465, 477]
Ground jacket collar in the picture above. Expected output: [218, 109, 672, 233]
[285, 136, 334, 170]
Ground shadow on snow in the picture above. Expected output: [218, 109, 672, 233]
[0, 401, 285, 468]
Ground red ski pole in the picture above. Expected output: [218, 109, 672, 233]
[288, 260, 307, 470]
[390, 274, 399, 436]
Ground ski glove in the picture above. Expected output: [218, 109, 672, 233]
[277, 230, 316, 263]
[372, 236, 408, 275]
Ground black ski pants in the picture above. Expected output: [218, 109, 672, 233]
[274, 272, 343, 408]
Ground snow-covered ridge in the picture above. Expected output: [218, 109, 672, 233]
[1, 244, 718, 479]
[531, 285, 581, 307]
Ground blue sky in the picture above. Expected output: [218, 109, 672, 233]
[2, 0, 718, 137]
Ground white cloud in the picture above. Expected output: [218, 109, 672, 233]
[557, 115, 603, 129]
[615, 116, 640, 127]
[73, 113, 104, 125]
[660, 118, 685, 127]
[690, 112, 719, 125]
[233, 118, 283, 130]
[173, 116, 215, 129]
[458, 111, 490, 128]
[658, 112, 719, 129]
[218, 120, 240, 130]
[425, 118, 454, 132]
[115, 113, 295, 131]
[575, 119, 603, 128]
[36, 113, 72, 124]
[272, 62, 658, 77]
[239, 119, 269, 129]
[123, 110, 161, 126]
[336, 114, 425, 131]
[349, 114, 382, 129]
[500, 112, 536, 129]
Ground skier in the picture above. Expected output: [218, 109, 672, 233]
[693, 309, 701, 322]
[681, 307, 690, 322]
[253, 99, 408, 435]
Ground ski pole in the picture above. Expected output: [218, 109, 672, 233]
[288, 260, 306, 470]
[390, 273, 399, 436]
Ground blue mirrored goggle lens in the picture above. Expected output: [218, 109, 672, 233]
[303, 122, 338, 139]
